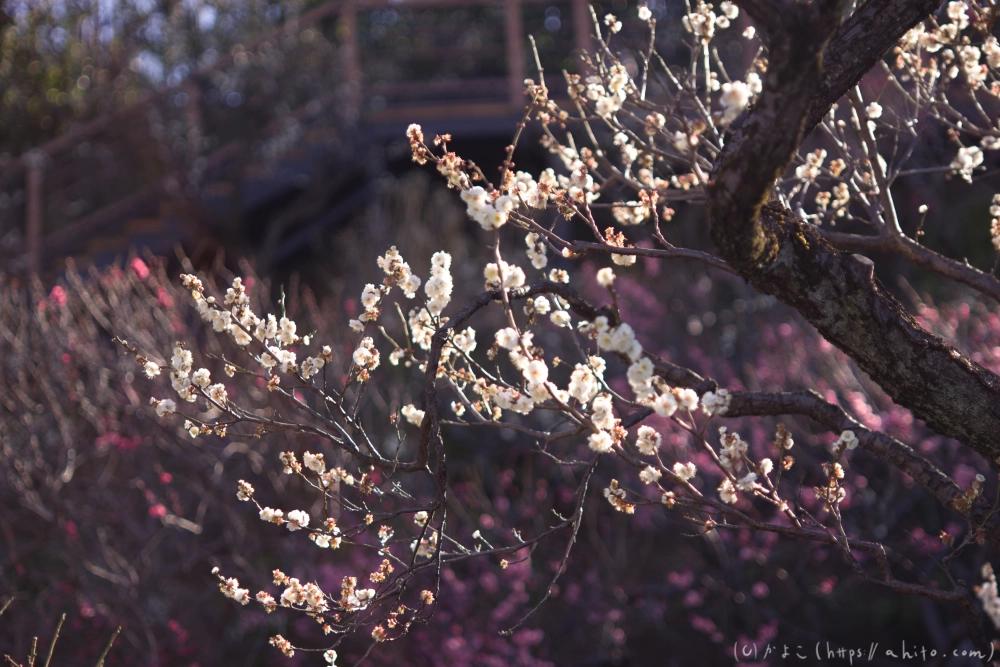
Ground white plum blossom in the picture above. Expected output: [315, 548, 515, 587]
[277, 317, 297, 346]
[511, 172, 546, 209]
[171, 346, 193, 374]
[948, 0, 969, 30]
[220, 577, 250, 605]
[233, 483, 255, 510]
[683, 2, 716, 42]
[352, 337, 380, 370]
[628, 358, 655, 400]
[701, 388, 731, 415]
[377, 246, 421, 298]
[594, 321, 642, 361]
[232, 327, 252, 347]
[461, 186, 515, 230]
[985, 37, 1000, 69]
[952, 146, 984, 182]
[834, 430, 860, 452]
[595, 95, 622, 118]
[260, 507, 283, 523]
[256, 314, 278, 341]
[425, 251, 454, 315]
[495, 327, 520, 351]
[303, 452, 325, 474]
[548, 268, 569, 284]
[192, 368, 211, 388]
[151, 397, 176, 416]
[636, 426, 661, 455]
[300, 356, 325, 379]
[269, 347, 297, 373]
[525, 232, 548, 269]
[569, 364, 600, 405]
[551, 310, 571, 327]
[208, 384, 227, 404]
[531, 296, 551, 315]
[591, 394, 616, 431]
[718, 81, 750, 125]
[285, 509, 310, 531]
[361, 283, 380, 311]
[524, 359, 549, 384]
[718, 478, 738, 504]
[589, 431, 614, 453]
[402, 404, 425, 426]
[719, 427, 749, 470]
[596, 267, 615, 287]
[976, 564, 1000, 630]
[311, 533, 333, 548]
[652, 391, 678, 418]
[674, 387, 698, 411]
[484, 260, 526, 290]
[640, 466, 662, 484]
[673, 462, 698, 481]
[737, 472, 758, 492]
[611, 251, 636, 267]
[453, 327, 477, 354]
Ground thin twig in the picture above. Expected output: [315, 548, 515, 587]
[42, 613, 66, 667]
[94, 627, 120, 667]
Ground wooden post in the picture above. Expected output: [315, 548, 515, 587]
[24, 150, 44, 276]
[505, 0, 525, 111]
[571, 0, 592, 68]
[341, 1, 362, 123]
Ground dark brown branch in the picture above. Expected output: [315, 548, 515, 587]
[708, 2, 1000, 463]
[819, 229, 1000, 303]
[803, 0, 943, 135]
[710, 0, 849, 270]
[725, 389, 1000, 546]
[627, 360, 1000, 547]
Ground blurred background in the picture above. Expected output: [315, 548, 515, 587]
[0, 0, 595, 283]
[3, 1, 1000, 666]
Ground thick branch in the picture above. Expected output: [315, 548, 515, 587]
[725, 389, 1000, 546]
[710, 0, 848, 269]
[629, 356, 1000, 547]
[804, 0, 943, 135]
[707, 2, 1000, 462]
[733, 206, 1000, 462]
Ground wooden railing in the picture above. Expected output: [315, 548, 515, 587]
[0, 0, 591, 276]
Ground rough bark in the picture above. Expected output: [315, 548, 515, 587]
[710, 1, 1000, 463]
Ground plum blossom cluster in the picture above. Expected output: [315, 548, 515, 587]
[117, 1, 1000, 660]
